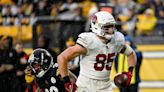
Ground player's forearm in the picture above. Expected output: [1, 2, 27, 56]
[127, 51, 137, 67]
[57, 55, 69, 78]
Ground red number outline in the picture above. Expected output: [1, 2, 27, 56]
[94, 53, 115, 71]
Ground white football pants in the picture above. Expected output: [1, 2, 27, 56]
[76, 74, 113, 92]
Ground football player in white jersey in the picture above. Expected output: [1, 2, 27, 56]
[57, 11, 137, 92]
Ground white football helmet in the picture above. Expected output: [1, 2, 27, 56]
[28, 48, 54, 78]
[91, 11, 117, 40]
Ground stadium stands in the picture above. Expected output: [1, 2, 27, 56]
[0, 25, 32, 42]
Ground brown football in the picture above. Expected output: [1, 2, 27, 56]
[114, 73, 128, 88]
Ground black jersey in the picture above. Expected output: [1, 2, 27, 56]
[36, 64, 66, 92]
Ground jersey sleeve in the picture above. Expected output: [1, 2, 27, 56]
[115, 32, 125, 45]
[114, 32, 126, 52]
[114, 32, 134, 55]
[76, 33, 93, 49]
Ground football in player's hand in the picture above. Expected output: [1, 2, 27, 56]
[114, 73, 128, 88]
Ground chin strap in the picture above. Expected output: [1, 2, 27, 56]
[36, 70, 45, 78]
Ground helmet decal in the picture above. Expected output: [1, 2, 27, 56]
[91, 14, 97, 25]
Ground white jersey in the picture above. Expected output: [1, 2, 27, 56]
[76, 32, 125, 80]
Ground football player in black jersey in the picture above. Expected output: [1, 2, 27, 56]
[28, 48, 76, 92]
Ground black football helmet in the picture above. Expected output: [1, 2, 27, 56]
[28, 48, 53, 78]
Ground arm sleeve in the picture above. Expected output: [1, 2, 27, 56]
[123, 44, 134, 55]
[76, 33, 92, 49]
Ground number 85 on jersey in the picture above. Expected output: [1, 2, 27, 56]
[94, 53, 115, 71]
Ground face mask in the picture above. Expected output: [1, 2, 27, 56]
[104, 34, 114, 40]
[102, 26, 117, 40]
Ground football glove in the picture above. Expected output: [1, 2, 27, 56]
[121, 71, 132, 87]
[63, 76, 77, 92]
[122, 67, 134, 87]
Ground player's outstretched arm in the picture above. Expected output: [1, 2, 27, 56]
[120, 44, 137, 68]
[57, 44, 87, 92]
[57, 44, 86, 78]
[127, 50, 136, 69]
[124, 50, 136, 87]
[118, 44, 137, 87]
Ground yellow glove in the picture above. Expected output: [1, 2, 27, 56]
[25, 66, 35, 84]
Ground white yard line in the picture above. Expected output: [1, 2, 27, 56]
[143, 52, 164, 58]
[113, 81, 164, 88]
[139, 81, 164, 88]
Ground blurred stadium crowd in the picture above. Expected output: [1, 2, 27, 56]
[0, 0, 164, 43]
[0, 0, 164, 92]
